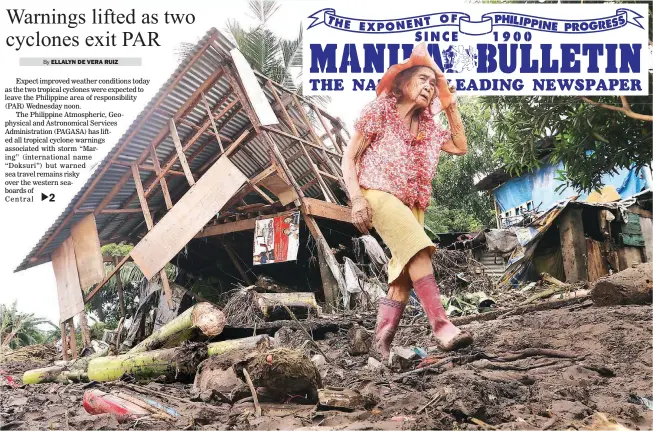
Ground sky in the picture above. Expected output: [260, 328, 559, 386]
[0, 0, 378, 325]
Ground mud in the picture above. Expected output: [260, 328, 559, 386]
[0, 305, 650, 430]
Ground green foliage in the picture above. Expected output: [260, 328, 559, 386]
[0, 302, 57, 349]
[482, 83, 653, 192]
[224, 0, 329, 107]
[425, 98, 498, 233]
[477, 0, 653, 193]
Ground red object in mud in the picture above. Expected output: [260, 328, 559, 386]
[83, 389, 149, 422]
[0, 369, 19, 388]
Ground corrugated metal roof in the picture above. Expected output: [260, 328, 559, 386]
[16, 27, 347, 272]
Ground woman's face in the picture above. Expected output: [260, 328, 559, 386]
[400, 67, 437, 109]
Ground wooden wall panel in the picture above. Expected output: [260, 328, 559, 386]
[71, 214, 104, 292]
[52, 237, 85, 323]
[131, 156, 247, 279]
[586, 239, 609, 282]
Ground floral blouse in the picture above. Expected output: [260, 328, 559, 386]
[354, 94, 451, 211]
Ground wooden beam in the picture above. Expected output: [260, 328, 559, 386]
[251, 165, 278, 185]
[304, 198, 351, 223]
[222, 243, 254, 285]
[150, 144, 173, 209]
[291, 95, 346, 194]
[131, 164, 174, 308]
[202, 91, 225, 153]
[60, 321, 69, 361]
[262, 126, 342, 158]
[187, 106, 243, 164]
[111, 161, 186, 177]
[33, 34, 219, 258]
[266, 80, 299, 136]
[195, 218, 257, 238]
[303, 213, 343, 312]
[169, 119, 196, 186]
[312, 104, 342, 154]
[67, 319, 78, 360]
[144, 99, 240, 196]
[85, 254, 132, 302]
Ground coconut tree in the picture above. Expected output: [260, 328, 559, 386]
[0, 302, 56, 349]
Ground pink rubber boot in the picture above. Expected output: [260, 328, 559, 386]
[413, 274, 473, 351]
[374, 297, 406, 361]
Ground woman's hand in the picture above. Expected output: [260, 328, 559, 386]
[434, 66, 454, 109]
[351, 195, 373, 234]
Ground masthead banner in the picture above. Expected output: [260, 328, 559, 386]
[303, 3, 650, 96]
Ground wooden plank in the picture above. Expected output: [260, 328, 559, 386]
[131, 164, 174, 309]
[558, 208, 588, 282]
[70, 214, 104, 293]
[585, 239, 609, 282]
[304, 198, 352, 223]
[131, 157, 247, 279]
[52, 237, 85, 323]
[230, 49, 278, 126]
[169, 119, 196, 186]
[639, 216, 653, 262]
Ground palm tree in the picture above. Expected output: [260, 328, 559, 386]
[178, 0, 328, 106]
[0, 302, 56, 349]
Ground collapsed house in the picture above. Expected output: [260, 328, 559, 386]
[486, 190, 652, 287]
[15, 28, 362, 354]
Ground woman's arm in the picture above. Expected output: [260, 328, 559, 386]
[342, 130, 373, 233]
[441, 102, 467, 156]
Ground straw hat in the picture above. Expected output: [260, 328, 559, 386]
[375, 42, 441, 97]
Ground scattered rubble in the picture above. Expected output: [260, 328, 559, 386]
[1, 269, 651, 430]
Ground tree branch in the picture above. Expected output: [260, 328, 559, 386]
[578, 96, 653, 122]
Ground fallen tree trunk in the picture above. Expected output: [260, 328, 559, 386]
[129, 302, 226, 353]
[88, 345, 207, 382]
[591, 262, 652, 306]
[23, 343, 109, 384]
[256, 293, 319, 320]
[85, 335, 272, 383]
[207, 335, 272, 356]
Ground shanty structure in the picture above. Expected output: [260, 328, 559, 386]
[15, 28, 356, 350]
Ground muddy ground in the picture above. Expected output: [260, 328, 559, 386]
[1, 304, 651, 430]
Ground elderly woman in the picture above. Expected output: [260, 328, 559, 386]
[342, 43, 473, 361]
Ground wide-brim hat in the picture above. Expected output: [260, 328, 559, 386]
[376, 42, 440, 98]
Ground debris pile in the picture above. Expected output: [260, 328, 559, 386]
[1, 268, 651, 430]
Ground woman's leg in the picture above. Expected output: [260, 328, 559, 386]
[375, 273, 411, 360]
[407, 249, 472, 351]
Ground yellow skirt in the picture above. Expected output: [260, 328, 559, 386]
[362, 189, 435, 284]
